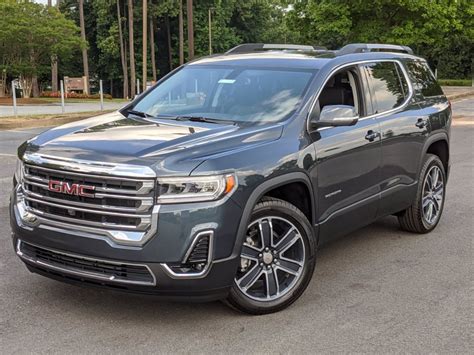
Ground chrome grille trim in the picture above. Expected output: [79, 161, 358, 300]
[22, 189, 153, 213]
[22, 153, 156, 178]
[24, 195, 152, 219]
[24, 167, 155, 195]
[17, 240, 157, 286]
[17, 153, 159, 246]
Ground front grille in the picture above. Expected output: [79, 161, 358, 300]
[22, 164, 155, 231]
[18, 241, 155, 286]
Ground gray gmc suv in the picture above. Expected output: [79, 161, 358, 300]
[11, 43, 451, 314]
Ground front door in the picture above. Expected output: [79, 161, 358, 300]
[309, 65, 382, 244]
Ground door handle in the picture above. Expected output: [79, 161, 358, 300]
[416, 118, 428, 129]
[365, 130, 379, 142]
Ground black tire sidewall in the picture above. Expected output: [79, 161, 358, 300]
[227, 198, 316, 314]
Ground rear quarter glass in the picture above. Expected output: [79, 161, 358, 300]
[405, 60, 443, 99]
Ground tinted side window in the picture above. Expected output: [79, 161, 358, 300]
[405, 60, 443, 98]
[365, 62, 407, 113]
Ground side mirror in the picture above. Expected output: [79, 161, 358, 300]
[310, 105, 359, 129]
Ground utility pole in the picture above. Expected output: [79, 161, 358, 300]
[128, 0, 136, 97]
[186, 0, 194, 60]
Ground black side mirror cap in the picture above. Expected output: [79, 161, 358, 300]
[310, 117, 359, 129]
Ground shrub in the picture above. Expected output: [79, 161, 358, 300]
[41, 91, 113, 99]
[437, 79, 472, 87]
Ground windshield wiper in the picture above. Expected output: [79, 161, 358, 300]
[174, 115, 235, 125]
[124, 108, 155, 118]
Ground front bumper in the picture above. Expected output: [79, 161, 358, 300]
[10, 186, 243, 300]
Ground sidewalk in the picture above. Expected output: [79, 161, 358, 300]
[441, 86, 474, 100]
[0, 101, 126, 117]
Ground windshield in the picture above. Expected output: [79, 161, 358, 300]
[133, 65, 316, 124]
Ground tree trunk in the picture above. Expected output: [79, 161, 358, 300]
[179, 0, 184, 65]
[165, 15, 173, 71]
[117, 0, 128, 98]
[32, 75, 40, 98]
[186, 0, 194, 61]
[20, 75, 33, 99]
[51, 56, 58, 92]
[150, 17, 157, 82]
[79, 0, 89, 94]
[128, 0, 136, 97]
[142, 0, 147, 92]
[48, 1, 58, 92]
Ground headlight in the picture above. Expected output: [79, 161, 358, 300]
[14, 159, 24, 185]
[157, 174, 237, 204]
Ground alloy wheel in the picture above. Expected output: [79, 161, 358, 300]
[422, 165, 444, 226]
[235, 216, 306, 302]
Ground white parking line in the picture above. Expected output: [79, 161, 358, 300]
[0, 153, 17, 157]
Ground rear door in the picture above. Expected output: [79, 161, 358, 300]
[362, 60, 428, 216]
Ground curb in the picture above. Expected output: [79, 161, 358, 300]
[446, 92, 474, 101]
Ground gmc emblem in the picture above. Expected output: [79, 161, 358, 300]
[48, 180, 95, 198]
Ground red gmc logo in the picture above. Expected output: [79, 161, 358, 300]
[48, 180, 95, 197]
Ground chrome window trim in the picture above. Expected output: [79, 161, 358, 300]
[16, 239, 157, 286]
[160, 231, 214, 279]
[22, 153, 156, 178]
[307, 59, 414, 132]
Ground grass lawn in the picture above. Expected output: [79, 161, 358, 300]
[0, 110, 114, 129]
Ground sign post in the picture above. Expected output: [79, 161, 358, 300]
[60, 80, 65, 113]
[11, 81, 17, 116]
[99, 79, 104, 111]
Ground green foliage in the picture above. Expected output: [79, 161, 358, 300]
[438, 79, 472, 87]
[285, 0, 473, 79]
[1, 0, 472, 98]
[0, 0, 83, 77]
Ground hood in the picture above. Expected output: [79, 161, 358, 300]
[22, 111, 283, 176]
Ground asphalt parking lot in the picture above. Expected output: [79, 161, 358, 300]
[0, 98, 472, 353]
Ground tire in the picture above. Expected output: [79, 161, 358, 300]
[226, 197, 316, 315]
[398, 154, 446, 233]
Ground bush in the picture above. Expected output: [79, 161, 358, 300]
[437, 79, 472, 87]
[41, 91, 113, 99]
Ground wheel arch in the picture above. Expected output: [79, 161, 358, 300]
[421, 133, 450, 180]
[231, 172, 317, 258]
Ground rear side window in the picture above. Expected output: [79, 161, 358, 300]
[364, 61, 409, 113]
[405, 60, 443, 98]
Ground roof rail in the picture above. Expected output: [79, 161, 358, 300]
[226, 43, 326, 54]
[337, 43, 414, 56]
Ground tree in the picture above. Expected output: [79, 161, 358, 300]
[48, 0, 59, 92]
[78, 0, 89, 94]
[150, 16, 157, 82]
[0, 1, 83, 98]
[128, 0, 136, 97]
[179, 0, 184, 65]
[186, 0, 194, 60]
[117, 0, 129, 98]
[142, 0, 147, 91]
